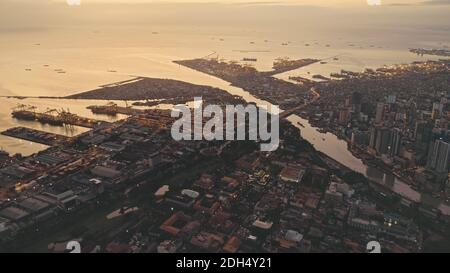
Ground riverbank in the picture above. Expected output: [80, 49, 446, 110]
[287, 114, 450, 216]
[174, 58, 313, 109]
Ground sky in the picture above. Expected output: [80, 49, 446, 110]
[62, 0, 447, 5]
[22, 0, 450, 7]
[1, 0, 449, 37]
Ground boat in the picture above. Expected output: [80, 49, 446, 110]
[242, 58, 257, 62]
[39, 115, 64, 126]
[12, 110, 35, 121]
[88, 104, 119, 116]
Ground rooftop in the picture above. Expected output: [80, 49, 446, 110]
[0, 206, 29, 221]
[18, 198, 50, 212]
[279, 165, 306, 183]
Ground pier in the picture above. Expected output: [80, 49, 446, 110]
[87, 103, 145, 116]
[11, 105, 109, 129]
[1, 127, 71, 146]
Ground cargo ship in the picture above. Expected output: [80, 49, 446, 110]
[87, 104, 119, 116]
[11, 106, 103, 128]
[12, 110, 64, 126]
[12, 110, 35, 121]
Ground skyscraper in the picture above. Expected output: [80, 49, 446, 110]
[407, 101, 417, 128]
[415, 121, 434, 148]
[352, 91, 362, 114]
[427, 140, 450, 173]
[375, 103, 385, 124]
[375, 127, 391, 155]
[339, 109, 350, 125]
[432, 102, 444, 120]
[389, 128, 402, 157]
[369, 127, 378, 151]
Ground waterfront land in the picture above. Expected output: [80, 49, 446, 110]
[66, 77, 245, 106]
[174, 58, 316, 109]
[410, 48, 450, 57]
[1, 127, 70, 146]
[0, 56, 449, 253]
[294, 60, 450, 207]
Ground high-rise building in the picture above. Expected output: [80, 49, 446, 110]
[369, 127, 377, 149]
[352, 91, 362, 114]
[427, 140, 450, 173]
[369, 126, 402, 157]
[339, 109, 350, 125]
[432, 102, 444, 120]
[375, 103, 385, 124]
[351, 130, 369, 146]
[407, 101, 417, 128]
[415, 121, 433, 143]
[389, 128, 402, 157]
[375, 127, 391, 155]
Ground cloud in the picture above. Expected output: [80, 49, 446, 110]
[421, 0, 450, 4]
[389, 0, 450, 5]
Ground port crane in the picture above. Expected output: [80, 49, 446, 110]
[13, 104, 28, 111]
[13, 104, 36, 112]
[28, 105, 37, 113]
[57, 108, 77, 126]
[44, 108, 59, 116]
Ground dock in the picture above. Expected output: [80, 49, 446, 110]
[1, 127, 71, 146]
[11, 107, 109, 129]
[87, 104, 145, 116]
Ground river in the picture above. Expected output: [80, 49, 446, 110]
[285, 115, 450, 216]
